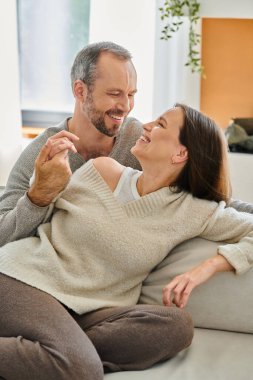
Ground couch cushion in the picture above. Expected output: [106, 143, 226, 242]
[105, 328, 253, 380]
[139, 237, 253, 333]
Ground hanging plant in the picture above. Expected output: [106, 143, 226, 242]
[159, 0, 203, 74]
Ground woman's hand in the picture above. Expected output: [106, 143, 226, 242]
[162, 255, 234, 309]
[46, 132, 78, 160]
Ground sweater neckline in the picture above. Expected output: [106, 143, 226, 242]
[78, 160, 184, 219]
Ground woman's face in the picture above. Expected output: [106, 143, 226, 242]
[132, 107, 187, 165]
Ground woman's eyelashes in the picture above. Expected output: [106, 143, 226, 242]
[155, 122, 165, 129]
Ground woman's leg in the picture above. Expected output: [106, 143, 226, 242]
[74, 304, 194, 372]
[0, 274, 103, 380]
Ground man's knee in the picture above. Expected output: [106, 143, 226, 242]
[63, 350, 104, 380]
[0, 338, 104, 380]
[38, 345, 104, 380]
[48, 334, 104, 380]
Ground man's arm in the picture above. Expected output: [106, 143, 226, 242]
[228, 199, 253, 214]
[111, 117, 142, 170]
[0, 132, 50, 246]
[27, 131, 78, 206]
[0, 126, 78, 247]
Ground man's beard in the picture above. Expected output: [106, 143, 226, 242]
[85, 92, 125, 137]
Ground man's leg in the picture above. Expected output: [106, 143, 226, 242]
[74, 304, 194, 372]
[0, 274, 103, 380]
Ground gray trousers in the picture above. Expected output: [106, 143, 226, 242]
[0, 273, 193, 380]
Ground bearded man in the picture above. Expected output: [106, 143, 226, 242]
[0, 41, 142, 246]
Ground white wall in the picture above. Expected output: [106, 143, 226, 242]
[89, 0, 156, 123]
[229, 153, 253, 203]
[153, 15, 201, 117]
[200, 0, 253, 18]
[0, 0, 22, 186]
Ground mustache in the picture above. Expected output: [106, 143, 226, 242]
[107, 109, 125, 117]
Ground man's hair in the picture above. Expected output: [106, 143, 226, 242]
[172, 103, 231, 203]
[70, 41, 132, 90]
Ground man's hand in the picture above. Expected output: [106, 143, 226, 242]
[45, 130, 79, 159]
[28, 131, 79, 206]
[162, 255, 234, 309]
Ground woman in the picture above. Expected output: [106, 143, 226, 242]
[0, 104, 252, 380]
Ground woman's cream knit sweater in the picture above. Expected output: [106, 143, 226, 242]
[0, 160, 253, 314]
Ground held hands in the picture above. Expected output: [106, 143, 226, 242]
[45, 131, 78, 159]
[28, 131, 79, 206]
[163, 255, 234, 309]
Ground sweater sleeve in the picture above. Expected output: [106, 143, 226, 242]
[228, 198, 253, 214]
[0, 132, 51, 247]
[200, 202, 253, 274]
[111, 117, 142, 170]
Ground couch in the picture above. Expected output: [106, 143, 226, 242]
[105, 152, 253, 380]
[1, 153, 253, 380]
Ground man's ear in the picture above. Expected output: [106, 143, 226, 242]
[73, 80, 88, 102]
[172, 146, 188, 164]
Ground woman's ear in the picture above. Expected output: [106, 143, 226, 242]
[73, 80, 88, 102]
[172, 147, 188, 164]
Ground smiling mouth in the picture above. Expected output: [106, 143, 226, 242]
[107, 112, 125, 122]
[139, 135, 151, 143]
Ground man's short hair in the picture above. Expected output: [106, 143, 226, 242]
[70, 41, 132, 90]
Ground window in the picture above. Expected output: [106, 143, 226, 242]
[17, 0, 90, 127]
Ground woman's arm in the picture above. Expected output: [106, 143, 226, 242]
[163, 254, 233, 309]
[200, 204, 253, 274]
[163, 202, 253, 308]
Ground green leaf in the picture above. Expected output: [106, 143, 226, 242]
[159, 0, 203, 76]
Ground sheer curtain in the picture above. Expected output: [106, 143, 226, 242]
[153, 1, 201, 118]
[0, 0, 22, 186]
[89, 0, 157, 123]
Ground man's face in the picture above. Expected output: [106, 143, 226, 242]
[83, 52, 137, 137]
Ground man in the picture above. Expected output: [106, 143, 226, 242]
[0, 41, 142, 247]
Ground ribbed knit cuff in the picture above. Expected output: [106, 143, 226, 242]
[218, 244, 250, 274]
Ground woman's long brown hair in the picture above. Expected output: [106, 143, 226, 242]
[173, 103, 231, 203]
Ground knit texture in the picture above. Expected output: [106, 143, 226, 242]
[0, 117, 142, 246]
[0, 160, 253, 314]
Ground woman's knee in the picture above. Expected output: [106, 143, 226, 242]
[142, 305, 193, 347]
[86, 304, 193, 371]
[160, 306, 194, 354]
[124, 304, 194, 364]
